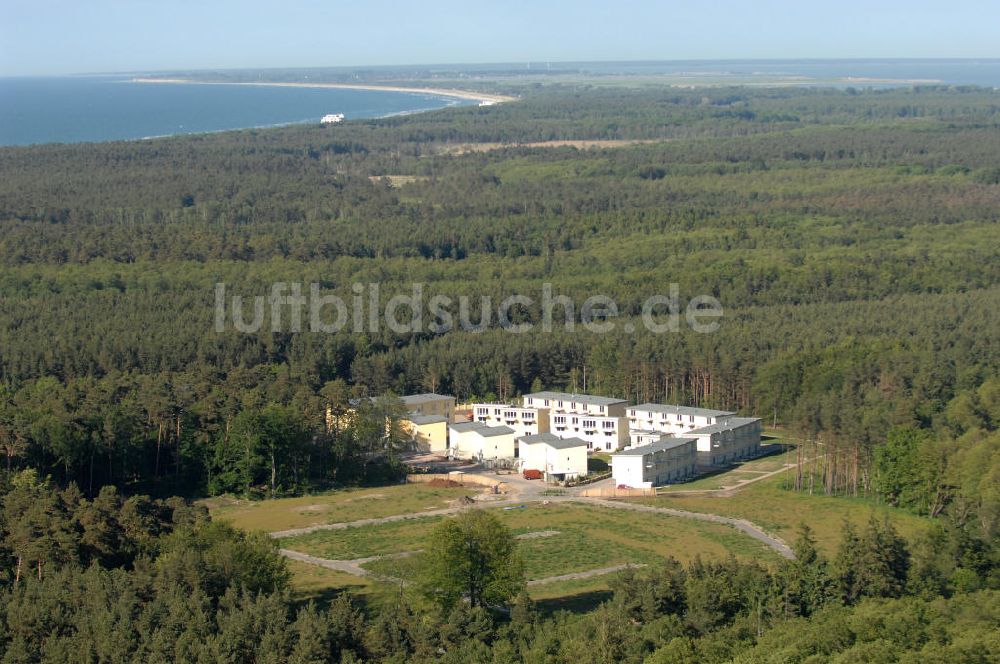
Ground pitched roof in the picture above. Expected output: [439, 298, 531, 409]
[613, 437, 697, 457]
[479, 425, 515, 437]
[688, 417, 762, 435]
[449, 421, 486, 433]
[629, 403, 735, 418]
[523, 391, 626, 407]
[451, 422, 515, 436]
[407, 414, 449, 425]
[402, 393, 455, 406]
[518, 432, 588, 449]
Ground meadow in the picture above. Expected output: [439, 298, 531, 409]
[204, 483, 476, 532]
[637, 473, 931, 554]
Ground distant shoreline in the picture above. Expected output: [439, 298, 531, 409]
[131, 78, 516, 104]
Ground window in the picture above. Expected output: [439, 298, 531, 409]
[583, 420, 595, 428]
[689, 415, 694, 422]
[603, 421, 615, 429]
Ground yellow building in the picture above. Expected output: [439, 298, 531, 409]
[401, 393, 456, 422]
[403, 414, 450, 454]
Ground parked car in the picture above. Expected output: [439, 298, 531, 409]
[523, 469, 543, 480]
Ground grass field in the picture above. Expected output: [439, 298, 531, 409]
[214, 459, 927, 613]
[656, 445, 796, 492]
[283, 502, 785, 584]
[202, 483, 476, 533]
[634, 473, 931, 555]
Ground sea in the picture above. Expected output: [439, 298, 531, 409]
[2, 60, 999, 147]
[0, 76, 467, 147]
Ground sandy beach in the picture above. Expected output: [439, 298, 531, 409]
[131, 77, 516, 104]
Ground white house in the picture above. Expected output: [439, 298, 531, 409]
[612, 437, 698, 488]
[628, 429, 671, 448]
[518, 432, 589, 482]
[627, 403, 735, 436]
[523, 391, 628, 418]
[321, 113, 345, 124]
[448, 422, 517, 461]
[550, 411, 628, 452]
[471, 403, 549, 438]
[688, 417, 763, 466]
[522, 392, 629, 452]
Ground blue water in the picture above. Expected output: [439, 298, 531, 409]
[3, 61, 999, 147]
[0, 76, 466, 146]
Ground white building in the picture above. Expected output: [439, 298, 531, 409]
[518, 432, 589, 482]
[523, 391, 628, 417]
[448, 422, 517, 462]
[628, 429, 671, 448]
[688, 417, 763, 466]
[321, 113, 345, 124]
[550, 411, 628, 452]
[522, 392, 629, 452]
[612, 437, 698, 488]
[471, 403, 549, 438]
[627, 403, 735, 436]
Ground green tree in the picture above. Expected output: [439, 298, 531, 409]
[419, 509, 525, 611]
[780, 523, 833, 616]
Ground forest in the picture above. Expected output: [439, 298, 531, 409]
[0, 471, 996, 662]
[0, 83, 998, 660]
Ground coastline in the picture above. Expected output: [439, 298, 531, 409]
[131, 77, 516, 104]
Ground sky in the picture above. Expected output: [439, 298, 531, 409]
[2, 0, 999, 76]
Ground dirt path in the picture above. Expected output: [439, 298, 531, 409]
[270, 498, 521, 538]
[280, 546, 642, 588]
[273, 493, 791, 559]
[660, 453, 824, 497]
[566, 497, 793, 559]
[528, 563, 645, 586]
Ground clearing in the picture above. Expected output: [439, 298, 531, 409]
[203, 483, 476, 533]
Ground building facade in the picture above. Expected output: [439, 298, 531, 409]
[403, 414, 450, 454]
[523, 392, 629, 452]
[627, 403, 735, 436]
[518, 432, 589, 482]
[471, 403, 549, 438]
[628, 429, 671, 448]
[523, 391, 628, 418]
[611, 437, 698, 488]
[688, 417, 763, 466]
[402, 393, 456, 422]
[448, 422, 517, 461]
